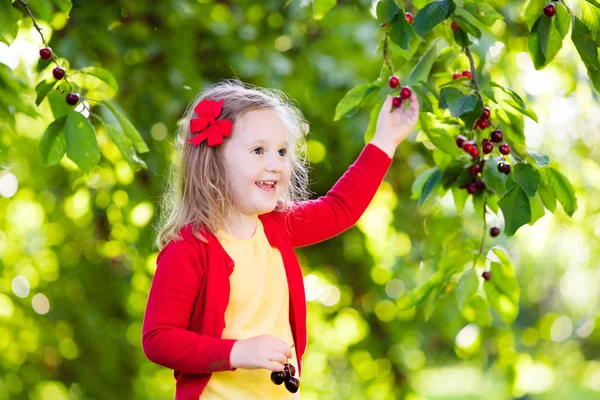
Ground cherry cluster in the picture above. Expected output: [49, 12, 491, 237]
[39, 47, 80, 106]
[456, 107, 512, 182]
[388, 76, 412, 109]
[270, 361, 299, 393]
[454, 104, 512, 241]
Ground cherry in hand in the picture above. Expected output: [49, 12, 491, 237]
[270, 360, 300, 393]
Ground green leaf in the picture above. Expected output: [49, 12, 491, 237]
[376, 0, 399, 25]
[408, 44, 438, 84]
[452, 185, 468, 212]
[461, 293, 492, 327]
[102, 100, 150, 154]
[78, 66, 119, 93]
[524, 0, 547, 31]
[455, 268, 479, 310]
[453, 25, 472, 46]
[459, 100, 483, 130]
[529, 192, 546, 225]
[0, 0, 22, 45]
[418, 112, 461, 155]
[528, 18, 547, 69]
[581, 0, 600, 43]
[489, 82, 526, 109]
[514, 163, 541, 197]
[448, 94, 477, 118]
[364, 98, 385, 143]
[38, 116, 67, 165]
[388, 8, 416, 50]
[484, 260, 520, 324]
[545, 167, 578, 216]
[411, 167, 438, 200]
[498, 185, 532, 236]
[529, 4, 571, 70]
[451, 14, 481, 38]
[453, 6, 492, 35]
[573, 17, 600, 66]
[555, 3, 572, 37]
[105, 124, 148, 170]
[504, 99, 538, 122]
[398, 271, 444, 310]
[47, 89, 72, 119]
[422, 286, 444, 321]
[440, 160, 465, 188]
[413, 0, 450, 36]
[27, 0, 53, 21]
[445, 0, 456, 18]
[420, 168, 443, 204]
[51, 0, 72, 13]
[411, 83, 433, 113]
[438, 87, 462, 110]
[463, 2, 503, 26]
[35, 79, 57, 106]
[496, 109, 527, 157]
[313, 0, 336, 20]
[487, 193, 500, 215]
[65, 111, 101, 174]
[527, 150, 550, 167]
[482, 157, 507, 195]
[572, 17, 600, 92]
[538, 181, 557, 213]
[334, 82, 381, 121]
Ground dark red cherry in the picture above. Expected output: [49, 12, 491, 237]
[271, 370, 287, 385]
[285, 377, 300, 393]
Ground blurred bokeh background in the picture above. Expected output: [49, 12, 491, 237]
[0, 0, 599, 399]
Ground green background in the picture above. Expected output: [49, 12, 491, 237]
[0, 0, 599, 399]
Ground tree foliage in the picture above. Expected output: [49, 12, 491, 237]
[0, 1, 599, 399]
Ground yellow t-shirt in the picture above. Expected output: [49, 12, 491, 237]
[201, 219, 300, 399]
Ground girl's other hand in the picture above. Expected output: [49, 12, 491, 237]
[230, 335, 293, 371]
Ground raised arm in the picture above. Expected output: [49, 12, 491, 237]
[286, 143, 392, 248]
[286, 93, 419, 248]
[142, 240, 237, 373]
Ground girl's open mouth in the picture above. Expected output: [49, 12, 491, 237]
[256, 180, 276, 192]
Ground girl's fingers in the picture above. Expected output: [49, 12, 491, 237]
[267, 360, 285, 372]
[270, 351, 288, 364]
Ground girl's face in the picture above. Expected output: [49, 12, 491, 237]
[221, 109, 291, 218]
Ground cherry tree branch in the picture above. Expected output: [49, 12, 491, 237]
[472, 195, 488, 270]
[383, 30, 394, 76]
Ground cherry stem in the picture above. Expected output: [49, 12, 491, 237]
[383, 30, 394, 77]
[464, 46, 482, 104]
[16, 0, 47, 47]
[472, 194, 487, 270]
[18, 0, 80, 89]
[89, 112, 103, 124]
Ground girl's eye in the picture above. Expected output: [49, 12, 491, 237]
[278, 149, 287, 157]
[252, 147, 264, 155]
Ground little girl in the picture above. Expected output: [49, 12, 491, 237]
[142, 79, 419, 399]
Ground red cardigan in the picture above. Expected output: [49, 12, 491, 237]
[142, 143, 392, 399]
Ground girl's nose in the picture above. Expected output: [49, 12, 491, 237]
[265, 154, 282, 172]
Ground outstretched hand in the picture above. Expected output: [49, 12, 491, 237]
[370, 92, 420, 157]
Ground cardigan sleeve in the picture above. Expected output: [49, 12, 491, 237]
[142, 240, 237, 374]
[286, 143, 392, 248]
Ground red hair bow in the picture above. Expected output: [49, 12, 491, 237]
[188, 99, 232, 147]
